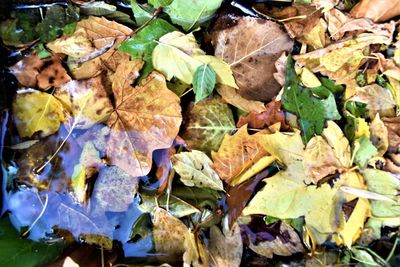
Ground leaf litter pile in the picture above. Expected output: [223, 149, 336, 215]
[1, 0, 400, 266]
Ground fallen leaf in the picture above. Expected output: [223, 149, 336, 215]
[282, 56, 341, 143]
[216, 85, 265, 113]
[350, 0, 400, 22]
[273, 52, 288, 86]
[47, 28, 94, 58]
[211, 16, 294, 102]
[181, 96, 235, 154]
[301, 18, 328, 49]
[91, 166, 139, 213]
[212, 125, 273, 186]
[236, 100, 288, 130]
[353, 136, 378, 168]
[164, 0, 223, 31]
[152, 31, 237, 88]
[107, 64, 182, 177]
[283, 4, 322, 39]
[11, 55, 71, 90]
[183, 230, 209, 267]
[12, 89, 67, 138]
[139, 194, 200, 218]
[369, 114, 389, 156]
[192, 64, 217, 103]
[172, 150, 224, 191]
[350, 84, 396, 118]
[208, 223, 243, 267]
[247, 222, 304, 259]
[153, 208, 188, 260]
[381, 116, 400, 153]
[55, 75, 113, 129]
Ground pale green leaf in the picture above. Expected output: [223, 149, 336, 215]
[193, 64, 216, 103]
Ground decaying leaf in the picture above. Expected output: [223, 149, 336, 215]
[369, 114, 389, 156]
[11, 55, 71, 90]
[55, 75, 113, 129]
[107, 61, 182, 177]
[212, 125, 274, 186]
[152, 31, 237, 88]
[47, 28, 94, 58]
[382, 116, 400, 153]
[12, 89, 66, 138]
[172, 150, 224, 191]
[215, 85, 265, 113]
[153, 208, 188, 260]
[208, 223, 243, 267]
[282, 4, 322, 40]
[211, 16, 293, 102]
[247, 222, 304, 259]
[181, 96, 235, 154]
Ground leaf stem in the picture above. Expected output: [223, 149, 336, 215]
[130, 7, 162, 37]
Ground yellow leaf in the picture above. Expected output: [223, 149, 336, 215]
[47, 28, 94, 58]
[354, 118, 370, 139]
[211, 125, 271, 185]
[12, 90, 66, 138]
[152, 31, 237, 87]
[322, 121, 352, 168]
[300, 67, 322, 88]
[216, 85, 265, 113]
[301, 18, 328, 49]
[232, 155, 275, 186]
[183, 230, 209, 267]
[370, 114, 388, 156]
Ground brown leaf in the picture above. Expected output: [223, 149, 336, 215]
[236, 100, 289, 130]
[350, 0, 400, 22]
[11, 54, 71, 90]
[107, 60, 182, 177]
[382, 116, 400, 153]
[211, 125, 269, 185]
[273, 52, 288, 86]
[211, 16, 293, 102]
[283, 4, 322, 39]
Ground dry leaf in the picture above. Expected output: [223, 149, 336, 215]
[47, 28, 94, 58]
[181, 96, 235, 154]
[382, 116, 400, 153]
[107, 60, 182, 177]
[350, 0, 400, 22]
[211, 16, 293, 102]
[283, 4, 322, 39]
[370, 114, 389, 156]
[273, 52, 288, 86]
[55, 75, 113, 129]
[11, 54, 71, 90]
[211, 125, 271, 185]
[216, 85, 265, 113]
[183, 230, 209, 267]
[236, 100, 288, 130]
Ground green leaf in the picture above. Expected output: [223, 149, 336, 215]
[130, 0, 154, 26]
[172, 150, 224, 191]
[181, 96, 235, 154]
[353, 136, 378, 168]
[149, 0, 173, 7]
[282, 56, 341, 143]
[119, 18, 176, 79]
[193, 64, 216, 103]
[164, 0, 223, 31]
[0, 216, 63, 267]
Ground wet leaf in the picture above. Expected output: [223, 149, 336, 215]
[12, 90, 66, 138]
[153, 31, 237, 88]
[164, 0, 223, 31]
[282, 56, 341, 143]
[0, 216, 64, 267]
[212, 125, 274, 186]
[211, 16, 293, 102]
[55, 75, 113, 129]
[193, 64, 216, 103]
[181, 96, 235, 154]
[139, 194, 200, 218]
[107, 62, 182, 177]
[208, 223, 243, 267]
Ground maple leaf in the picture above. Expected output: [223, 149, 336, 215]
[212, 125, 275, 186]
[12, 89, 67, 138]
[181, 96, 235, 154]
[107, 59, 182, 177]
[211, 16, 293, 102]
[172, 150, 224, 191]
[54, 75, 113, 129]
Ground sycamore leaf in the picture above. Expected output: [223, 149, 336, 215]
[211, 16, 293, 101]
[211, 125, 273, 186]
[172, 150, 224, 191]
[55, 76, 113, 129]
[350, 84, 396, 118]
[12, 90, 66, 138]
[164, 0, 223, 31]
[119, 18, 177, 79]
[247, 222, 304, 259]
[153, 208, 188, 259]
[208, 223, 243, 267]
[181, 96, 235, 154]
[216, 85, 265, 113]
[91, 166, 139, 213]
[193, 64, 217, 103]
[11, 55, 71, 90]
[152, 31, 237, 88]
[282, 56, 341, 143]
[107, 60, 182, 177]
